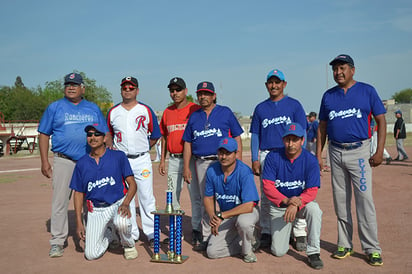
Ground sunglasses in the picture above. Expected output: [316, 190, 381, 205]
[169, 88, 183, 93]
[64, 83, 80, 88]
[86, 131, 105, 137]
[122, 85, 136, 91]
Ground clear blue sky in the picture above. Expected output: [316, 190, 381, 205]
[1, 0, 411, 116]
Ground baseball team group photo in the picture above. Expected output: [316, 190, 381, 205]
[1, 53, 411, 273]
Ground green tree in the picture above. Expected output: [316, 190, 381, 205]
[392, 88, 412, 103]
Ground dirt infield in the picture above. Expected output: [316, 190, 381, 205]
[0, 146, 411, 274]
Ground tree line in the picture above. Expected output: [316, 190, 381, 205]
[1, 73, 411, 122]
[0, 72, 112, 121]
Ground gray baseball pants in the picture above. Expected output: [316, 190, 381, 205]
[269, 201, 322, 257]
[329, 139, 382, 255]
[207, 207, 259, 258]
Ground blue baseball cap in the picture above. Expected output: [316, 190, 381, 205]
[329, 54, 354, 67]
[84, 123, 106, 135]
[282, 122, 305, 138]
[64, 73, 83, 85]
[217, 137, 238, 153]
[196, 81, 215, 94]
[266, 69, 285, 81]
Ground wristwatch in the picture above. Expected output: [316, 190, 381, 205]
[216, 212, 224, 220]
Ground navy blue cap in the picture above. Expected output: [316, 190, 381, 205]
[196, 81, 215, 94]
[84, 123, 106, 135]
[329, 54, 354, 67]
[64, 73, 83, 85]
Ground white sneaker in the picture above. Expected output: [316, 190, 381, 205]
[49, 244, 64, 258]
[124, 246, 138, 260]
[243, 252, 257, 263]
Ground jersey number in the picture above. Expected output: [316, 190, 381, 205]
[116, 132, 122, 142]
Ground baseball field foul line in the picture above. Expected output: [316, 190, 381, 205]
[0, 168, 40, 174]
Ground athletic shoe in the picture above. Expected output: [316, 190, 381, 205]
[243, 252, 257, 263]
[123, 246, 138, 260]
[193, 241, 208, 252]
[295, 236, 307, 252]
[49, 244, 64, 258]
[308, 253, 324, 269]
[332, 247, 354, 259]
[368, 252, 383, 266]
[402, 156, 409, 161]
[191, 230, 202, 246]
[394, 157, 400, 161]
[386, 157, 392, 165]
[260, 233, 271, 248]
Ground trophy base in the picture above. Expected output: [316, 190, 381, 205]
[151, 254, 189, 264]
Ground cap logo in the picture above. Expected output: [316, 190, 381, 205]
[288, 124, 296, 131]
[69, 73, 75, 79]
[223, 138, 228, 144]
[173, 78, 178, 83]
[202, 82, 207, 88]
[126, 77, 132, 81]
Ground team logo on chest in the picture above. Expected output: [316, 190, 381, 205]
[135, 116, 147, 131]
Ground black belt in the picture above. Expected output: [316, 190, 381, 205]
[127, 152, 147, 159]
[195, 155, 218, 161]
[55, 152, 76, 162]
[170, 153, 183, 158]
[330, 141, 363, 150]
[92, 201, 112, 208]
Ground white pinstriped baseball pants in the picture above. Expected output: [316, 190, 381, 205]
[84, 198, 134, 260]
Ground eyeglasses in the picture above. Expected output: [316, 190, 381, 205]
[169, 88, 183, 93]
[86, 131, 105, 137]
[65, 83, 80, 88]
[122, 85, 136, 91]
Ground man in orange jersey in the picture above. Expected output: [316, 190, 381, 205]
[159, 77, 203, 246]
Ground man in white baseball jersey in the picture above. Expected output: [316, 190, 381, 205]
[107, 76, 161, 247]
[70, 123, 138, 260]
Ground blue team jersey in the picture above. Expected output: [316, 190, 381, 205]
[205, 159, 259, 212]
[250, 97, 307, 150]
[318, 82, 386, 143]
[262, 148, 320, 198]
[70, 149, 134, 204]
[182, 105, 244, 156]
[38, 97, 108, 160]
[307, 120, 319, 142]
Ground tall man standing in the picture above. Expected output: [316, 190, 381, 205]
[158, 77, 203, 245]
[107, 76, 161, 247]
[183, 81, 244, 250]
[317, 54, 385, 266]
[38, 72, 109, 257]
[250, 69, 308, 250]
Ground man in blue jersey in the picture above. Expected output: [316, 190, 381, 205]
[250, 69, 308, 250]
[262, 123, 323, 270]
[317, 54, 385, 266]
[38, 72, 109, 258]
[204, 137, 260, 263]
[306, 112, 318, 155]
[183, 81, 244, 251]
[70, 123, 138, 260]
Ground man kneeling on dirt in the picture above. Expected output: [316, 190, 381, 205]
[70, 123, 138, 260]
[204, 137, 260, 263]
